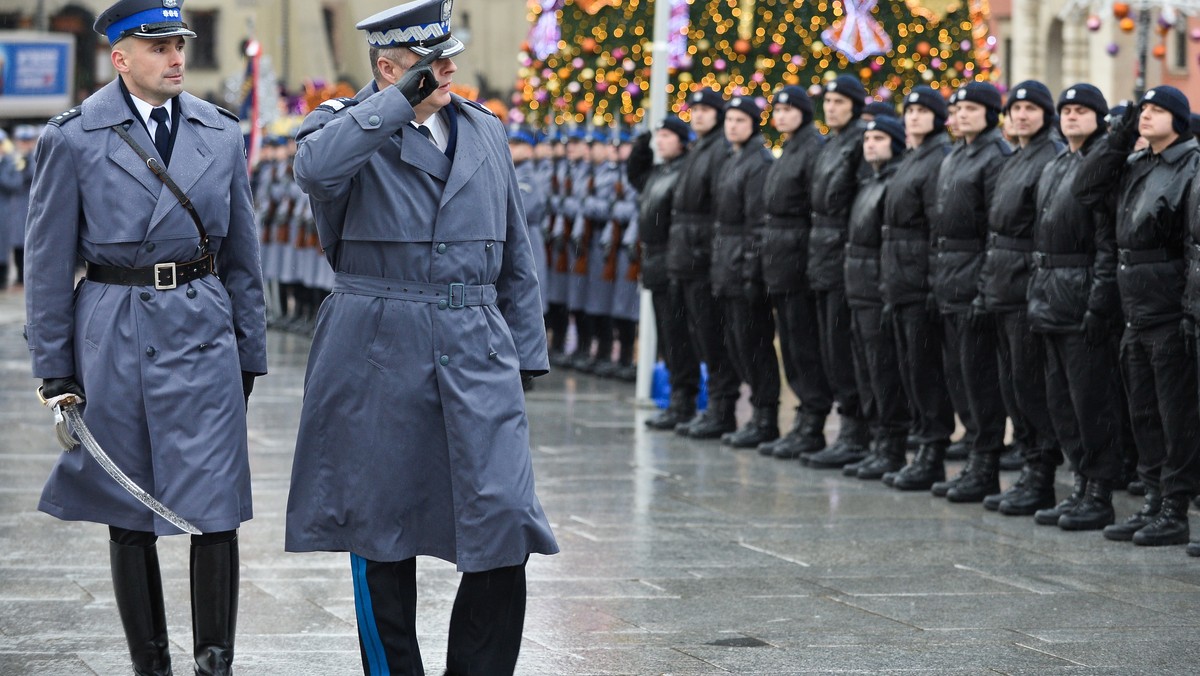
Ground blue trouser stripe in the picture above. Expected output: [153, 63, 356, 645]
[351, 553, 389, 676]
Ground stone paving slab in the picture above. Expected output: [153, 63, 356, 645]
[1, 288, 1199, 674]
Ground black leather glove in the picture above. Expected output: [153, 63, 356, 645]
[1182, 316, 1197, 358]
[925, 294, 941, 325]
[394, 47, 444, 108]
[41, 376, 84, 400]
[1082, 311, 1107, 347]
[1108, 104, 1140, 151]
[241, 371, 256, 405]
[966, 297, 989, 331]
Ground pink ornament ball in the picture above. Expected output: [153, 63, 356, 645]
[572, 57, 584, 68]
[1087, 15, 1102, 31]
[752, 72, 765, 83]
[1191, 27, 1200, 42]
[1107, 42, 1120, 56]
[768, 43, 783, 55]
[714, 58, 727, 71]
[931, 57, 943, 69]
[870, 61, 882, 72]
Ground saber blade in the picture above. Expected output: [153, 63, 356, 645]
[58, 403, 202, 535]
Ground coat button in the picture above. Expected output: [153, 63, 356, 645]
[438, 299, 448, 310]
[437, 243, 447, 254]
[186, 288, 197, 299]
[145, 346, 156, 358]
[439, 355, 450, 366]
[140, 291, 151, 301]
[367, 114, 381, 126]
[145, 242, 156, 252]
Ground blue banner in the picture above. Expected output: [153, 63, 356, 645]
[0, 40, 71, 97]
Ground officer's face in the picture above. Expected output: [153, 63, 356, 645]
[509, 141, 533, 163]
[904, 104, 935, 139]
[1007, 100, 1045, 140]
[955, 101, 988, 139]
[1138, 102, 1176, 146]
[15, 139, 36, 155]
[589, 142, 607, 163]
[534, 143, 552, 160]
[566, 139, 587, 161]
[823, 92, 855, 131]
[771, 103, 804, 134]
[1059, 103, 1098, 142]
[654, 128, 683, 160]
[689, 105, 718, 135]
[390, 49, 458, 113]
[723, 109, 754, 146]
[112, 36, 186, 107]
[862, 129, 894, 164]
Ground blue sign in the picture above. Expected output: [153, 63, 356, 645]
[0, 41, 70, 97]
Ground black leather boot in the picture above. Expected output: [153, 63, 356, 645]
[110, 542, 173, 676]
[857, 435, 907, 481]
[983, 465, 1031, 512]
[1132, 495, 1190, 546]
[684, 403, 737, 440]
[1126, 479, 1147, 496]
[946, 451, 1001, 503]
[774, 412, 827, 460]
[674, 411, 705, 436]
[891, 442, 946, 491]
[1103, 489, 1162, 541]
[1188, 539, 1200, 557]
[1034, 474, 1086, 526]
[945, 439, 969, 460]
[1058, 478, 1115, 531]
[191, 537, 239, 676]
[843, 439, 878, 477]
[998, 464, 1057, 516]
[723, 407, 779, 448]
[645, 392, 695, 431]
[998, 442, 1025, 471]
[931, 452, 978, 497]
[806, 416, 870, 469]
[758, 413, 802, 456]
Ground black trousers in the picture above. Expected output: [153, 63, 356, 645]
[995, 311, 1059, 466]
[1119, 323, 1200, 498]
[892, 302, 955, 444]
[850, 306, 911, 437]
[942, 313, 1006, 453]
[546, 303, 568, 353]
[679, 277, 740, 407]
[720, 294, 780, 410]
[1042, 331, 1123, 482]
[352, 555, 527, 676]
[651, 282, 700, 400]
[814, 288, 862, 418]
[772, 291, 833, 416]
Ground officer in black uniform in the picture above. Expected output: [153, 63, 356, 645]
[670, 89, 740, 439]
[757, 86, 835, 460]
[711, 96, 779, 448]
[978, 81, 1065, 515]
[882, 86, 956, 488]
[804, 74, 870, 469]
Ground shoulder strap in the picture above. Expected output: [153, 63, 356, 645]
[112, 123, 209, 254]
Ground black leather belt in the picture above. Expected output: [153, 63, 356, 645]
[1117, 248, 1181, 266]
[936, 237, 983, 253]
[988, 233, 1035, 252]
[1031, 252, 1094, 268]
[86, 255, 214, 290]
[881, 226, 925, 241]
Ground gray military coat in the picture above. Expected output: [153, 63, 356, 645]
[25, 79, 267, 534]
[286, 83, 558, 572]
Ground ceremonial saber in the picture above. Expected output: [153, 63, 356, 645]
[38, 390, 202, 535]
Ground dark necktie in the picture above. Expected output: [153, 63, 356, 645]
[416, 124, 434, 144]
[150, 106, 171, 164]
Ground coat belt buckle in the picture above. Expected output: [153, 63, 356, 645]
[1032, 252, 1048, 268]
[154, 262, 178, 290]
[1117, 250, 1131, 266]
[448, 282, 466, 309]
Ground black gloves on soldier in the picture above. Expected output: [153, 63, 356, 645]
[394, 47, 444, 108]
[41, 376, 84, 400]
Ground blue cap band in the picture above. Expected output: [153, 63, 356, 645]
[105, 6, 185, 44]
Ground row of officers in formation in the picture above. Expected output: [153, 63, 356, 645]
[523, 74, 1200, 559]
[0, 125, 39, 290]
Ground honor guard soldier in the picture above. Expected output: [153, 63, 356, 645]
[577, 127, 620, 371]
[509, 124, 550, 318]
[554, 127, 592, 365]
[1076, 86, 1200, 551]
[545, 128, 576, 360]
[600, 130, 642, 381]
[757, 86, 835, 460]
[0, 124, 37, 286]
[804, 74, 871, 469]
[671, 88, 740, 439]
[25, 0, 267, 672]
[284, 1, 559, 673]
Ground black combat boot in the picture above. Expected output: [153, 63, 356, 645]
[843, 439, 878, 477]
[891, 442, 946, 491]
[857, 435, 908, 481]
[1126, 479, 1147, 496]
[685, 401, 738, 440]
[984, 465, 1031, 512]
[775, 412, 827, 460]
[1188, 539, 1200, 557]
[1103, 489, 1162, 541]
[723, 407, 779, 448]
[674, 411, 705, 436]
[806, 416, 870, 469]
[1058, 478, 1115, 531]
[1034, 474, 1086, 525]
[998, 441, 1025, 471]
[998, 464, 1056, 516]
[946, 450, 1001, 503]
[191, 537, 239, 676]
[645, 391, 696, 431]
[932, 452, 978, 497]
[759, 413, 802, 456]
[945, 438, 969, 460]
[1132, 495, 1190, 546]
[110, 541, 173, 676]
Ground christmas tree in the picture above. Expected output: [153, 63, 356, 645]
[513, 0, 996, 128]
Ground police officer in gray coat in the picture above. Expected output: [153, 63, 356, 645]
[25, 1, 267, 673]
[285, 1, 558, 673]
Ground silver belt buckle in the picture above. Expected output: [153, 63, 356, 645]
[154, 262, 177, 290]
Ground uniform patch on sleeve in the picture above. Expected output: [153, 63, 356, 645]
[317, 97, 360, 114]
[47, 107, 82, 127]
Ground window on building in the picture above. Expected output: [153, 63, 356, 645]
[1174, 22, 1189, 73]
[188, 9, 218, 70]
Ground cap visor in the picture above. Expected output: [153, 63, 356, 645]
[410, 36, 464, 58]
[129, 27, 198, 40]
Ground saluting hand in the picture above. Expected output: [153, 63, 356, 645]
[395, 47, 444, 108]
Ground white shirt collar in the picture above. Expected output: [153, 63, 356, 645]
[415, 110, 449, 152]
[130, 94, 171, 133]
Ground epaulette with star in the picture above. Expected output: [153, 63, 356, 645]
[47, 107, 82, 127]
[316, 97, 360, 114]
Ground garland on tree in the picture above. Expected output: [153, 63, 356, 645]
[513, 0, 996, 127]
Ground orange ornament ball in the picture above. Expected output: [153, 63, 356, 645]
[1153, 43, 1168, 59]
[1119, 17, 1136, 32]
[859, 67, 872, 79]
[916, 41, 931, 57]
[575, 101, 591, 113]
[581, 38, 598, 53]
[1113, 2, 1130, 19]
[734, 39, 751, 54]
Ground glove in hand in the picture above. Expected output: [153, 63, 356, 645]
[395, 47, 444, 108]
